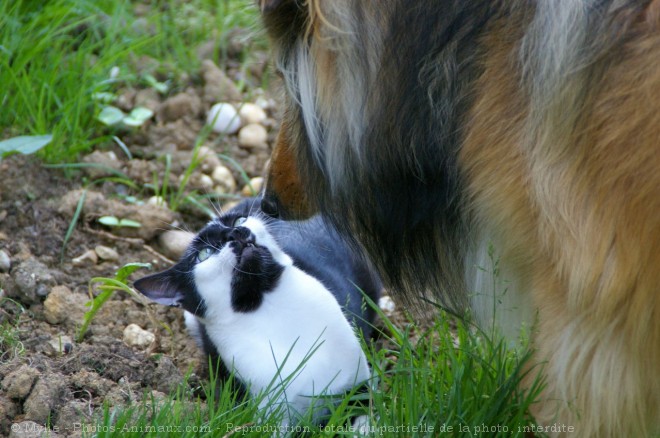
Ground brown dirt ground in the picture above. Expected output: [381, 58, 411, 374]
[0, 52, 279, 436]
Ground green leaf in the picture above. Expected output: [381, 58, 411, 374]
[98, 216, 142, 228]
[115, 262, 152, 284]
[77, 262, 151, 342]
[61, 188, 87, 262]
[98, 216, 120, 226]
[122, 106, 154, 127]
[0, 135, 53, 157]
[118, 218, 142, 228]
[143, 74, 169, 94]
[97, 106, 125, 126]
[92, 92, 116, 104]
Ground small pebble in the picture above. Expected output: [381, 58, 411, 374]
[238, 123, 268, 149]
[123, 324, 156, 349]
[239, 103, 267, 125]
[187, 173, 213, 191]
[241, 177, 264, 196]
[10, 259, 54, 303]
[1, 364, 39, 400]
[211, 165, 237, 193]
[199, 174, 214, 189]
[378, 295, 396, 317]
[95, 245, 119, 261]
[207, 103, 241, 134]
[197, 145, 222, 174]
[147, 196, 168, 209]
[44, 286, 74, 325]
[0, 249, 10, 272]
[159, 230, 194, 260]
[72, 249, 98, 266]
[255, 96, 275, 111]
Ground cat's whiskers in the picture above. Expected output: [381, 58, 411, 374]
[192, 299, 205, 316]
[231, 265, 271, 277]
[247, 197, 261, 217]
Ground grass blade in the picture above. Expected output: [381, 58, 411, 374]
[60, 188, 86, 263]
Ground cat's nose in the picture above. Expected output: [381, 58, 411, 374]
[228, 227, 255, 246]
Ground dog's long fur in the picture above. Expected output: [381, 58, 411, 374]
[258, 1, 660, 436]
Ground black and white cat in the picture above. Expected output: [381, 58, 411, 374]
[134, 198, 381, 427]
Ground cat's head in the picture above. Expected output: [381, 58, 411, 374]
[134, 200, 292, 318]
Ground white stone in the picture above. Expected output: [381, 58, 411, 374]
[72, 249, 98, 266]
[211, 165, 237, 193]
[0, 249, 10, 272]
[94, 245, 119, 261]
[147, 196, 168, 209]
[378, 295, 396, 317]
[207, 103, 241, 134]
[241, 177, 264, 197]
[159, 230, 194, 260]
[239, 103, 267, 125]
[197, 145, 222, 174]
[238, 123, 268, 149]
[199, 174, 214, 189]
[123, 324, 155, 349]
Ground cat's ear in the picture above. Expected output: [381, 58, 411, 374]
[134, 268, 186, 307]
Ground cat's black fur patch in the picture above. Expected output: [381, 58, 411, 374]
[230, 241, 284, 313]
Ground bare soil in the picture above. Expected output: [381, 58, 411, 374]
[0, 54, 278, 436]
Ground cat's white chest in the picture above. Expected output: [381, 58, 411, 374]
[194, 266, 369, 418]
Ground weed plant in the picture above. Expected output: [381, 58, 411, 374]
[0, 0, 263, 162]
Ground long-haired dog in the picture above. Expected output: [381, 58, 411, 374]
[257, 1, 660, 436]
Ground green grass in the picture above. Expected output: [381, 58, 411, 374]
[77, 262, 152, 342]
[0, 298, 26, 361]
[365, 312, 544, 437]
[0, 0, 263, 162]
[86, 309, 544, 437]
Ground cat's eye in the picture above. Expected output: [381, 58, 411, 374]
[233, 216, 247, 227]
[197, 246, 214, 262]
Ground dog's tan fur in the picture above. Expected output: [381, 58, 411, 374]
[259, 1, 660, 436]
[462, 9, 660, 436]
